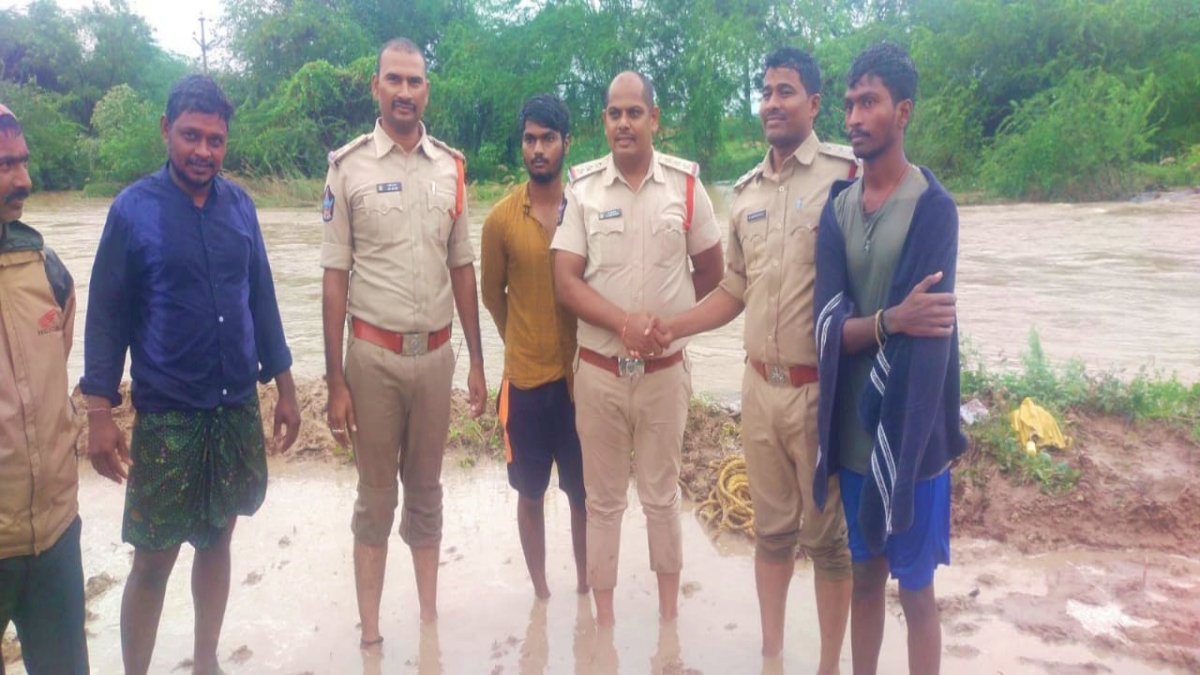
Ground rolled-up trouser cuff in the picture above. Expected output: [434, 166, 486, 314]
[352, 482, 398, 546]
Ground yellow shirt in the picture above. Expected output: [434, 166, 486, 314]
[480, 183, 577, 390]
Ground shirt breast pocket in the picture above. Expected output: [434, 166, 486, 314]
[424, 187, 457, 242]
[586, 214, 626, 269]
[790, 218, 817, 265]
[739, 214, 770, 274]
[650, 214, 687, 268]
[354, 192, 404, 244]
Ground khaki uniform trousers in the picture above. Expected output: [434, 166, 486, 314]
[345, 336, 454, 548]
[741, 364, 851, 579]
[574, 356, 692, 591]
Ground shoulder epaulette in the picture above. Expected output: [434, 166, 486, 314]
[818, 143, 857, 163]
[733, 165, 762, 192]
[657, 153, 701, 177]
[568, 158, 607, 184]
[426, 135, 466, 161]
[327, 134, 372, 167]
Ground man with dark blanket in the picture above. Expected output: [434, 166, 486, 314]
[813, 43, 966, 674]
[80, 75, 301, 675]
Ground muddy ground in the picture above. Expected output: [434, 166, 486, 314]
[40, 379, 1199, 673]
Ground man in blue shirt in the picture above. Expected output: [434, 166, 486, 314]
[80, 75, 300, 675]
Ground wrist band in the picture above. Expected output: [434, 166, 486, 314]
[874, 310, 886, 351]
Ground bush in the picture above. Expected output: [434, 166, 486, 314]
[0, 81, 86, 190]
[980, 69, 1159, 200]
[90, 84, 163, 186]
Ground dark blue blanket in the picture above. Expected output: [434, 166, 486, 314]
[812, 167, 967, 555]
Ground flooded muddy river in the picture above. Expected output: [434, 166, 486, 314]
[6, 458, 1189, 674]
[19, 188, 1200, 396]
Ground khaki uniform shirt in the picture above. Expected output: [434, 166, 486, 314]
[0, 221, 78, 559]
[720, 133, 858, 367]
[320, 121, 474, 333]
[552, 152, 722, 358]
[480, 183, 577, 390]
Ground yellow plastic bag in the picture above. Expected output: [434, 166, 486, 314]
[1010, 398, 1072, 453]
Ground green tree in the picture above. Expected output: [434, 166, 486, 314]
[0, 81, 86, 190]
[90, 84, 163, 186]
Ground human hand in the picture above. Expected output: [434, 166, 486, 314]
[623, 313, 670, 358]
[326, 379, 357, 449]
[885, 272, 956, 338]
[86, 410, 130, 484]
[273, 389, 301, 453]
[467, 365, 487, 418]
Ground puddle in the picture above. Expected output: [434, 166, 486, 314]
[3, 458, 1188, 674]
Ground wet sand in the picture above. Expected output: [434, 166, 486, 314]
[5, 457, 1185, 674]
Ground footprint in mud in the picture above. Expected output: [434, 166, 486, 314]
[85, 572, 119, 602]
[1019, 657, 1112, 674]
[229, 645, 253, 664]
[243, 571, 263, 586]
[945, 644, 980, 658]
[680, 581, 702, 598]
[279, 536, 292, 548]
[950, 621, 980, 637]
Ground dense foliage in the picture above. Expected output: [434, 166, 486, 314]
[2, 0, 1197, 199]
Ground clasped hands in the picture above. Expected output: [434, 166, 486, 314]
[621, 313, 677, 359]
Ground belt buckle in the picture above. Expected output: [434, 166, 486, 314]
[617, 357, 645, 378]
[400, 332, 427, 356]
[767, 364, 790, 387]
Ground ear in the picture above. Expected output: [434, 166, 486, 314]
[807, 92, 822, 119]
[896, 99, 914, 130]
[160, 115, 170, 144]
[563, 133, 572, 156]
[650, 105, 661, 133]
[370, 73, 380, 102]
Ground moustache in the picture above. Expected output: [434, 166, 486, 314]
[5, 188, 30, 203]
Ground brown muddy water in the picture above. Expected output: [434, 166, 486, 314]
[18, 188, 1200, 397]
[6, 458, 1189, 675]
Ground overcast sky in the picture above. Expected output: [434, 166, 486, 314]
[2, 0, 227, 63]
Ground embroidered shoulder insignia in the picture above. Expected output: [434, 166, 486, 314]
[328, 134, 372, 167]
[568, 158, 606, 184]
[733, 165, 762, 193]
[426, 135, 466, 161]
[657, 153, 701, 177]
[818, 143, 858, 163]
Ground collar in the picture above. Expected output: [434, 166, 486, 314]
[0, 219, 43, 254]
[373, 119, 434, 159]
[601, 150, 666, 187]
[764, 131, 821, 181]
[157, 163, 223, 205]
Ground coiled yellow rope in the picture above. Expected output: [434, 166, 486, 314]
[695, 454, 755, 537]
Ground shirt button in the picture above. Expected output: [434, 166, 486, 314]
[767, 335, 774, 341]
[772, 260, 779, 268]
[222, 389, 228, 396]
[218, 316, 225, 323]
[778, 186, 786, 193]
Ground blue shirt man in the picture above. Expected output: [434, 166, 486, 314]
[79, 74, 300, 675]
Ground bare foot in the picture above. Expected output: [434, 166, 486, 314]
[534, 581, 551, 600]
[420, 607, 438, 623]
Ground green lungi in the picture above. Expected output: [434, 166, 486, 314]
[123, 399, 268, 550]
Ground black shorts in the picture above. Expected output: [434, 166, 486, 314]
[498, 378, 585, 506]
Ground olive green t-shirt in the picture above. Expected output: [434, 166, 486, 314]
[834, 167, 928, 473]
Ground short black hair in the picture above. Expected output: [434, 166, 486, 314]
[763, 47, 822, 97]
[604, 71, 655, 108]
[847, 42, 918, 104]
[377, 37, 425, 75]
[0, 113, 21, 138]
[165, 74, 234, 126]
[519, 94, 570, 137]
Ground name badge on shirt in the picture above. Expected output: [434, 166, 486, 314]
[599, 208, 622, 220]
[376, 182, 402, 193]
[747, 209, 767, 222]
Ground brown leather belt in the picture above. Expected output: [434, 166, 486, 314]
[352, 317, 451, 356]
[579, 347, 683, 377]
[749, 358, 818, 387]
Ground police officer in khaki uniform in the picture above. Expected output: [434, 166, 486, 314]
[320, 38, 487, 649]
[657, 48, 857, 669]
[552, 71, 724, 627]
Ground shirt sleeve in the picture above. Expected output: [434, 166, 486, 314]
[320, 163, 353, 271]
[79, 200, 133, 406]
[246, 197, 294, 383]
[479, 204, 509, 340]
[549, 185, 587, 257]
[686, 178, 722, 256]
[718, 209, 748, 301]
[446, 177, 475, 269]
